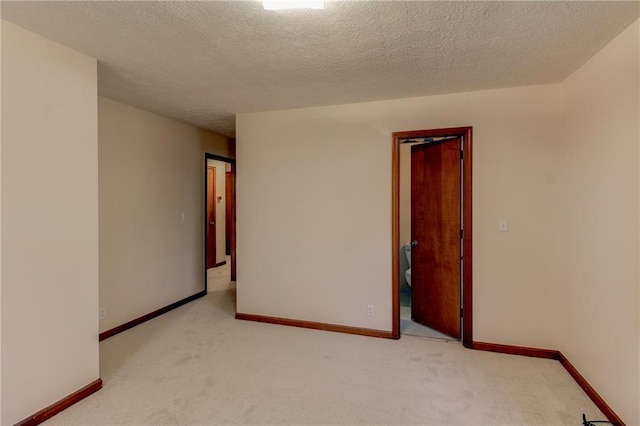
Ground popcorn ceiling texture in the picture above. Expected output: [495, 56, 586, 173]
[2, 1, 638, 136]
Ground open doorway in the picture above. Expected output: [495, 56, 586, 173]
[205, 153, 236, 293]
[392, 127, 472, 348]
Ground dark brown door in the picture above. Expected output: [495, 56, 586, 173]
[225, 171, 232, 256]
[229, 163, 237, 282]
[411, 138, 461, 339]
[206, 166, 216, 269]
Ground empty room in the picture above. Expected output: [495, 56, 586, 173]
[1, 1, 639, 425]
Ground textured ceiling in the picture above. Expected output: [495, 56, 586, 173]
[2, 1, 639, 137]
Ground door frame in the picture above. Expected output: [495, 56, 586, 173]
[204, 153, 237, 293]
[391, 126, 473, 348]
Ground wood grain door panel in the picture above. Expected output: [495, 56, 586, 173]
[225, 171, 232, 256]
[206, 166, 216, 269]
[410, 138, 461, 339]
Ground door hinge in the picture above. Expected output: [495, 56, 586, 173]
[460, 229, 464, 239]
[460, 150, 464, 160]
[460, 308, 464, 318]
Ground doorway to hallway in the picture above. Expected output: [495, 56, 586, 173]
[204, 153, 236, 293]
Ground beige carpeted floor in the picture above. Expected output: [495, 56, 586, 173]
[207, 257, 233, 292]
[44, 285, 605, 424]
[400, 305, 454, 341]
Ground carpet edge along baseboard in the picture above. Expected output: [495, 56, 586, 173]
[472, 341, 625, 426]
[14, 379, 102, 426]
[236, 312, 395, 339]
[99, 291, 206, 341]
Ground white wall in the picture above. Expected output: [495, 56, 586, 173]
[561, 20, 639, 426]
[237, 84, 564, 347]
[98, 97, 231, 333]
[1, 21, 99, 425]
[207, 158, 227, 265]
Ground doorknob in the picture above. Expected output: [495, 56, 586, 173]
[209, 221, 215, 225]
[411, 240, 418, 248]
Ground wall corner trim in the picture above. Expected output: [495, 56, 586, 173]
[14, 379, 103, 426]
[235, 312, 395, 339]
[99, 290, 206, 341]
[472, 341, 625, 426]
[558, 353, 626, 426]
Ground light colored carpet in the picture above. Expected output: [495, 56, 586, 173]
[207, 256, 233, 291]
[400, 306, 456, 341]
[45, 290, 605, 425]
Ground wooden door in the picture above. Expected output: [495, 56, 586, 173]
[229, 163, 237, 282]
[225, 171, 232, 256]
[206, 166, 216, 269]
[411, 138, 461, 339]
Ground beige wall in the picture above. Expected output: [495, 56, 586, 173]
[237, 84, 564, 347]
[202, 129, 234, 159]
[0, 18, 4, 423]
[561, 20, 639, 425]
[207, 158, 227, 265]
[98, 97, 230, 333]
[1, 21, 99, 424]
